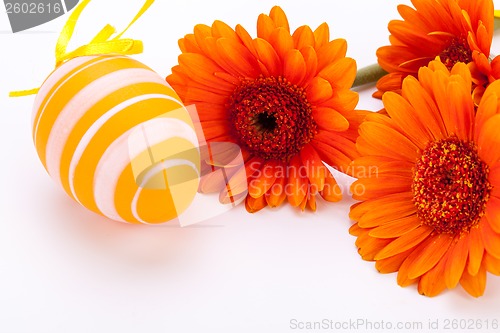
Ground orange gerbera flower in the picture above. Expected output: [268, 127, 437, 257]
[350, 60, 500, 297]
[375, 0, 494, 99]
[167, 6, 365, 212]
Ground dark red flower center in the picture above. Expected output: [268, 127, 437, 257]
[228, 76, 317, 161]
[412, 137, 491, 235]
[439, 38, 473, 70]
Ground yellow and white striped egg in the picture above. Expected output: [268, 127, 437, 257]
[32, 55, 200, 224]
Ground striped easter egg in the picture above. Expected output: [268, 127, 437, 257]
[32, 55, 201, 224]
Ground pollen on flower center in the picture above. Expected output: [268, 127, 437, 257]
[228, 76, 317, 161]
[412, 136, 491, 235]
[439, 38, 472, 70]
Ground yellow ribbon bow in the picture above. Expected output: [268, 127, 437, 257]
[9, 0, 154, 97]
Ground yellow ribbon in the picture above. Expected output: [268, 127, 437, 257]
[9, 0, 154, 97]
[495, 10, 500, 17]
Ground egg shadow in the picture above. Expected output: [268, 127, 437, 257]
[26, 178, 225, 268]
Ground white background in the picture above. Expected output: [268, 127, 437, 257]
[2, 1, 500, 332]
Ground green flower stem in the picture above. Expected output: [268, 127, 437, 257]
[353, 63, 388, 88]
[495, 17, 500, 31]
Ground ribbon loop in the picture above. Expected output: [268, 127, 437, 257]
[10, 0, 154, 97]
[54, 0, 154, 67]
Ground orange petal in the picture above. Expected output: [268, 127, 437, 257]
[235, 24, 257, 57]
[349, 155, 414, 178]
[444, 236, 469, 289]
[310, 140, 353, 173]
[199, 167, 235, 193]
[368, 215, 421, 238]
[320, 171, 342, 202]
[349, 222, 363, 237]
[313, 107, 349, 132]
[313, 22, 330, 49]
[431, 70, 458, 136]
[193, 102, 229, 121]
[314, 131, 359, 166]
[287, 155, 308, 207]
[476, 22, 491, 57]
[211, 20, 238, 40]
[448, 80, 474, 141]
[321, 90, 359, 113]
[195, 36, 243, 79]
[417, 254, 448, 297]
[489, 163, 500, 197]
[306, 77, 333, 104]
[299, 190, 309, 211]
[307, 193, 317, 211]
[269, 6, 289, 32]
[407, 234, 453, 279]
[358, 201, 416, 227]
[300, 144, 326, 192]
[376, 72, 405, 96]
[202, 121, 231, 139]
[253, 38, 282, 77]
[204, 142, 243, 168]
[318, 57, 357, 90]
[491, 163, 500, 200]
[357, 234, 392, 261]
[245, 194, 267, 213]
[257, 14, 275, 40]
[382, 91, 433, 148]
[375, 226, 433, 260]
[265, 176, 287, 208]
[396, 259, 419, 287]
[468, 226, 485, 275]
[485, 196, 500, 233]
[460, 265, 487, 297]
[180, 34, 202, 53]
[292, 25, 315, 50]
[178, 53, 234, 91]
[349, 192, 416, 222]
[219, 173, 250, 201]
[299, 46, 318, 85]
[388, 20, 438, 52]
[350, 176, 412, 201]
[219, 159, 261, 200]
[213, 71, 240, 85]
[477, 114, 500, 166]
[397, 4, 426, 33]
[402, 76, 447, 139]
[193, 24, 212, 43]
[450, 62, 472, 88]
[475, 83, 499, 141]
[491, 56, 500, 79]
[269, 27, 294, 62]
[357, 121, 420, 163]
[248, 160, 280, 198]
[219, 190, 247, 205]
[316, 39, 347, 72]
[481, 219, 500, 259]
[375, 248, 414, 274]
[484, 252, 500, 275]
[216, 38, 260, 78]
[283, 49, 306, 85]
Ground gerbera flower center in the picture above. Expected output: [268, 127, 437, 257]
[228, 76, 317, 161]
[412, 136, 491, 235]
[439, 38, 472, 70]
